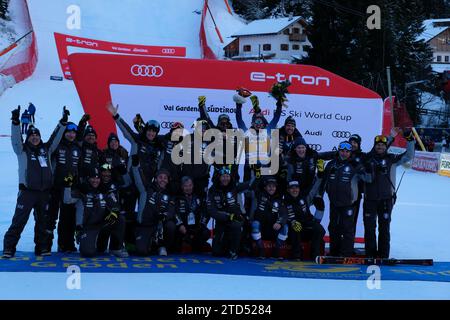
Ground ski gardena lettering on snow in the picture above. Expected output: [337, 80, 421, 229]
[250, 71, 331, 87]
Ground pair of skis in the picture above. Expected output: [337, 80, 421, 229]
[316, 256, 434, 266]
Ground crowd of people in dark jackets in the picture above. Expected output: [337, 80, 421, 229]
[2, 91, 415, 261]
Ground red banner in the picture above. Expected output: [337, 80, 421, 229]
[200, 0, 217, 59]
[54, 32, 186, 79]
[0, 0, 37, 89]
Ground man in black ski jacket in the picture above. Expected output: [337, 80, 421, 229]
[132, 156, 176, 256]
[249, 177, 288, 259]
[284, 180, 325, 260]
[207, 167, 250, 259]
[174, 176, 210, 252]
[46, 121, 81, 253]
[3, 106, 67, 258]
[363, 132, 415, 258]
[63, 167, 124, 257]
[317, 140, 372, 257]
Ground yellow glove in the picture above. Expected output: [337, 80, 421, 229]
[105, 211, 119, 225]
[317, 159, 325, 173]
[291, 220, 302, 233]
[64, 174, 74, 187]
[198, 96, 206, 108]
[250, 95, 261, 114]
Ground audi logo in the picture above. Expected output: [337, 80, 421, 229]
[308, 144, 322, 151]
[161, 121, 173, 129]
[162, 48, 175, 54]
[131, 65, 163, 77]
[332, 131, 351, 138]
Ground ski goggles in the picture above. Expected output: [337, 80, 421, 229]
[375, 135, 388, 144]
[218, 166, 232, 176]
[254, 119, 264, 125]
[338, 141, 352, 151]
[66, 123, 78, 132]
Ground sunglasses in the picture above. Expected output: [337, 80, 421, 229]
[338, 142, 352, 151]
[375, 135, 387, 143]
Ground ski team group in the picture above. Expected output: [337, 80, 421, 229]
[2, 90, 415, 261]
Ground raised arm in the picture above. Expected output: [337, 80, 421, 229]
[235, 103, 248, 131]
[47, 113, 67, 154]
[268, 100, 282, 129]
[10, 106, 23, 155]
[198, 96, 214, 129]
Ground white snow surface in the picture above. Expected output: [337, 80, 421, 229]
[0, 0, 449, 300]
[231, 16, 303, 37]
[419, 18, 450, 42]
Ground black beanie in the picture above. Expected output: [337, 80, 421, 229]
[84, 125, 97, 138]
[284, 116, 296, 127]
[26, 126, 41, 139]
[108, 132, 119, 145]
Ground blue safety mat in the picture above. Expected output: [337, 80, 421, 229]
[1, 252, 449, 282]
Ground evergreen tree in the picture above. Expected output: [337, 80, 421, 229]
[0, 0, 9, 20]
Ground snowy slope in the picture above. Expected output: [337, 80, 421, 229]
[0, 0, 449, 300]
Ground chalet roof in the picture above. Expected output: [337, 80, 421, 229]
[231, 16, 305, 37]
[419, 18, 450, 42]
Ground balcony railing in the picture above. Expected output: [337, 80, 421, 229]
[289, 33, 307, 42]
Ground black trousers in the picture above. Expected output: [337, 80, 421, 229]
[46, 188, 76, 251]
[328, 204, 355, 257]
[176, 225, 210, 252]
[353, 191, 363, 233]
[212, 221, 242, 257]
[96, 215, 126, 253]
[79, 218, 125, 257]
[134, 220, 176, 255]
[363, 198, 393, 258]
[290, 220, 325, 260]
[3, 190, 49, 254]
[120, 187, 138, 248]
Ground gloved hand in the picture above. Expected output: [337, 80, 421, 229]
[104, 211, 119, 226]
[80, 113, 90, 124]
[61, 106, 70, 125]
[75, 225, 83, 244]
[115, 163, 128, 175]
[198, 96, 206, 108]
[279, 167, 288, 180]
[131, 154, 140, 167]
[133, 114, 144, 132]
[11, 106, 20, 125]
[313, 197, 325, 211]
[63, 174, 74, 187]
[249, 96, 261, 114]
[229, 213, 244, 223]
[317, 159, 325, 177]
[158, 211, 168, 221]
[291, 220, 302, 233]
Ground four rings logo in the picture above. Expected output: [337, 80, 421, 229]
[162, 48, 175, 54]
[332, 131, 351, 138]
[161, 121, 173, 129]
[131, 65, 164, 77]
[308, 144, 322, 151]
